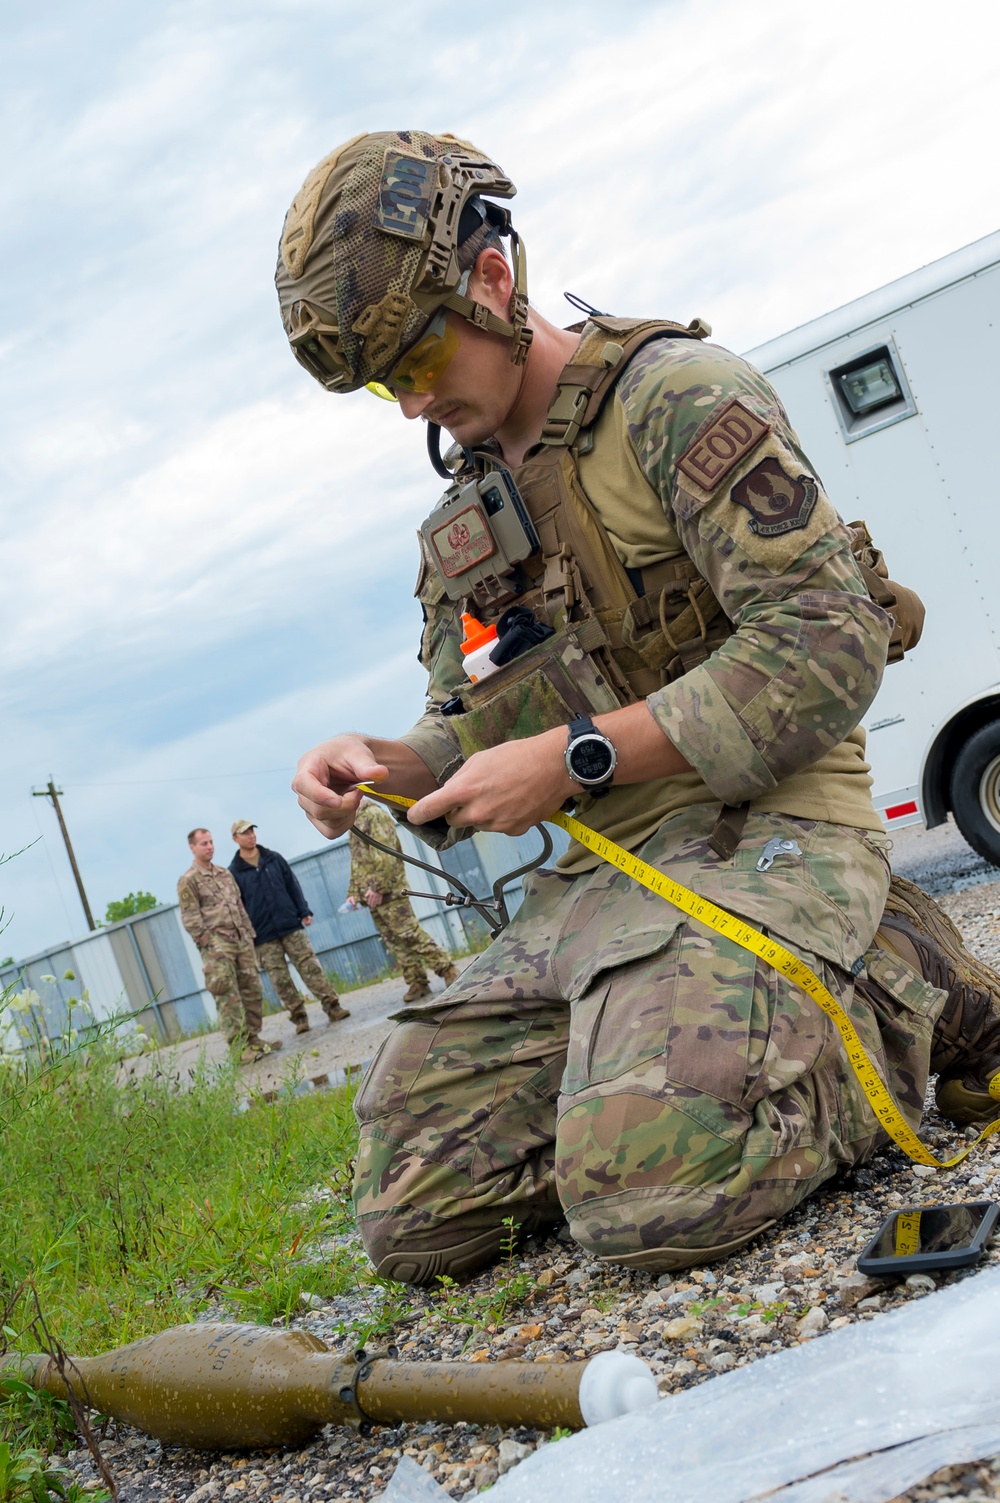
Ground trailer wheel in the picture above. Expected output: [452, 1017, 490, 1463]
[950, 721, 1000, 868]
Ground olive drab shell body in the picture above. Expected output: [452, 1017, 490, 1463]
[423, 315, 923, 764]
[0, 1322, 602, 1447]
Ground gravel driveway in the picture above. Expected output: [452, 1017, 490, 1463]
[68, 820, 1000, 1502]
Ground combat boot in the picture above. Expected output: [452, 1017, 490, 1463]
[324, 1003, 351, 1023]
[294, 1017, 311, 1035]
[877, 875, 1000, 1126]
[402, 980, 432, 1003]
[438, 964, 459, 987]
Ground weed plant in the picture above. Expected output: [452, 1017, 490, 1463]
[0, 1022, 360, 1365]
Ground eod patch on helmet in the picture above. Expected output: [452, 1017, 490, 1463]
[275, 130, 532, 395]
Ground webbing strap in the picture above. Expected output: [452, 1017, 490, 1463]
[356, 786, 1000, 1169]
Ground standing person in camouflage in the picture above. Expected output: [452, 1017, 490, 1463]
[177, 828, 283, 1064]
[345, 799, 458, 1003]
[276, 131, 1000, 1286]
[229, 820, 350, 1033]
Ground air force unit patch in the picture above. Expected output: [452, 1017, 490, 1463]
[730, 458, 819, 536]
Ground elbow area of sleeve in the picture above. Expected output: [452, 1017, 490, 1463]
[650, 664, 779, 803]
[648, 591, 891, 802]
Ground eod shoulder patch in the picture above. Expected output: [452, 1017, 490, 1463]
[677, 398, 770, 491]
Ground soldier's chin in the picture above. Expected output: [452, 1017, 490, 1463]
[438, 406, 491, 446]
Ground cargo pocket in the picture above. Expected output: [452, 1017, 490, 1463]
[562, 918, 765, 1110]
[353, 1016, 442, 1125]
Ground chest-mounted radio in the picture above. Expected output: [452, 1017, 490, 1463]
[419, 469, 540, 609]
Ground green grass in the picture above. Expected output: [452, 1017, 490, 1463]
[0, 1011, 361, 1455]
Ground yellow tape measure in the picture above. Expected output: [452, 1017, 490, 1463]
[894, 1210, 923, 1256]
[357, 785, 1000, 1169]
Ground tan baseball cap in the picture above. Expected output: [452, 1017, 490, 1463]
[231, 819, 256, 836]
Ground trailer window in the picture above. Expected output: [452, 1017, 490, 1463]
[827, 342, 916, 442]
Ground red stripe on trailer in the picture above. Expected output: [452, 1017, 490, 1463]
[885, 800, 919, 820]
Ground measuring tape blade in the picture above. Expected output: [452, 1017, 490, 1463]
[356, 785, 1000, 1169]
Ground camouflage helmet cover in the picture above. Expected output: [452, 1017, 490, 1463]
[275, 130, 528, 393]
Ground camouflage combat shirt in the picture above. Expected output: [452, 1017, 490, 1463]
[348, 802, 408, 903]
[177, 863, 255, 949]
[400, 334, 892, 873]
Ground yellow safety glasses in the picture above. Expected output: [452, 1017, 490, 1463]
[365, 313, 460, 401]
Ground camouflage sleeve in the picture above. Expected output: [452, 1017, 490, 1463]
[617, 339, 892, 802]
[176, 873, 206, 948]
[395, 535, 466, 789]
[349, 804, 409, 900]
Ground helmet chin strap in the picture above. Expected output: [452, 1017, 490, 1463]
[442, 232, 533, 365]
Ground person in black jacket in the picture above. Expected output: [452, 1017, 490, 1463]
[229, 820, 349, 1033]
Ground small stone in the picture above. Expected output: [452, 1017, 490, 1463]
[751, 1282, 783, 1303]
[905, 1273, 936, 1293]
[299, 1292, 324, 1311]
[835, 1273, 883, 1310]
[708, 1351, 736, 1371]
[518, 1323, 544, 1341]
[796, 1306, 828, 1339]
[857, 1295, 883, 1312]
[829, 1315, 851, 1329]
[641, 1290, 666, 1310]
[497, 1439, 534, 1475]
[911, 1165, 936, 1178]
[656, 1273, 673, 1288]
[662, 1315, 702, 1340]
[566, 1270, 587, 1287]
[536, 1268, 557, 1288]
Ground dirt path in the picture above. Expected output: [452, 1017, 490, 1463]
[120, 961, 472, 1096]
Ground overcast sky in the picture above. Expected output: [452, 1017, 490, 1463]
[2, 0, 998, 959]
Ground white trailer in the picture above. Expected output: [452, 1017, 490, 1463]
[743, 231, 1000, 865]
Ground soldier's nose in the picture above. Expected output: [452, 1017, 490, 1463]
[398, 391, 435, 420]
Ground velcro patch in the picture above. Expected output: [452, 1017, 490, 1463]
[731, 458, 818, 536]
[429, 503, 495, 578]
[377, 151, 437, 241]
[677, 398, 770, 491]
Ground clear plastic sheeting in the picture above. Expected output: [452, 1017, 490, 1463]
[380, 1264, 1000, 1502]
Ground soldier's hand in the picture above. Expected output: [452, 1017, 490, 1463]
[292, 735, 389, 839]
[408, 730, 575, 835]
[365, 888, 383, 908]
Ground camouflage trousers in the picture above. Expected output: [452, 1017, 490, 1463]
[369, 898, 454, 988]
[353, 808, 945, 1281]
[256, 928, 342, 1022]
[200, 937, 264, 1048]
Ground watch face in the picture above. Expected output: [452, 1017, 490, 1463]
[569, 734, 615, 784]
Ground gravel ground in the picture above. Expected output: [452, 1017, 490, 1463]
[62, 825, 1000, 1503]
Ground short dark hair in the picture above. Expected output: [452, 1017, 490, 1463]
[187, 827, 209, 845]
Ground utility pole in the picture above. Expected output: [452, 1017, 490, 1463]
[33, 777, 96, 931]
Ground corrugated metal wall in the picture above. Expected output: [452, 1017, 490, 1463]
[0, 821, 568, 1055]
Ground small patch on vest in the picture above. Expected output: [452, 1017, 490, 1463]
[429, 503, 495, 578]
[377, 151, 437, 241]
[677, 398, 770, 490]
[731, 458, 818, 536]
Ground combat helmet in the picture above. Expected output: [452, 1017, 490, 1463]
[275, 130, 531, 395]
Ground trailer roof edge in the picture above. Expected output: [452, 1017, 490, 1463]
[744, 229, 1000, 372]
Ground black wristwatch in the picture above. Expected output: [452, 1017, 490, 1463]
[564, 714, 617, 799]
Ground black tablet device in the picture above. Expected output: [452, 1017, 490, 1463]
[857, 1200, 1000, 1278]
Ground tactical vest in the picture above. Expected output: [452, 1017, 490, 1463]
[421, 316, 924, 769]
